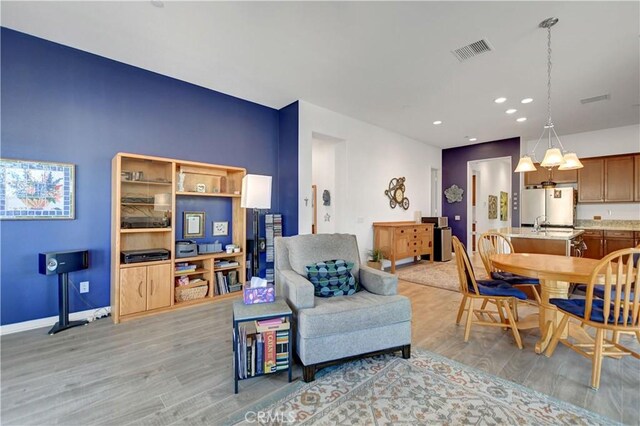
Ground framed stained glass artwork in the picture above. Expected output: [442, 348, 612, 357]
[0, 158, 75, 220]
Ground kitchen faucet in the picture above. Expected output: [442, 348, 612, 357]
[534, 215, 548, 232]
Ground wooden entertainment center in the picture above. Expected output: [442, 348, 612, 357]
[111, 153, 246, 323]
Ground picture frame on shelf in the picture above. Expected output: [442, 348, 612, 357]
[0, 158, 75, 220]
[183, 211, 205, 238]
[213, 221, 228, 236]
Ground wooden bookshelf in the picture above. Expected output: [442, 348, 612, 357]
[111, 153, 247, 324]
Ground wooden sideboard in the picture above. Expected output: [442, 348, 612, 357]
[373, 221, 434, 273]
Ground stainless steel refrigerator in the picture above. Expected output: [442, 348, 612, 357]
[521, 188, 576, 227]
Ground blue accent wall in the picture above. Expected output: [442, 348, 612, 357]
[277, 102, 299, 237]
[0, 28, 298, 325]
[442, 137, 520, 246]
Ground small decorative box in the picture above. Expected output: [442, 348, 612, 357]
[243, 281, 275, 305]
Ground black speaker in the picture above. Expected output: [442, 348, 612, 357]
[39, 250, 89, 276]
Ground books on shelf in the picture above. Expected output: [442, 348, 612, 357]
[175, 262, 197, 273]
[235, 319, 289, 379]
[215, 260, 239, 269]
[215, 270, 242, 295]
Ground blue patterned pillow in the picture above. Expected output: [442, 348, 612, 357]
[305, 259, 359, 297]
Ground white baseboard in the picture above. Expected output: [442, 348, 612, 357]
[0, 306, 111, 336]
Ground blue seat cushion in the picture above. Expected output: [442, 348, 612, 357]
[550, 298, 632, 324]
[491, 271, 540, 285]
[574, 285, 635, 300]
[470, 279, 527, 300]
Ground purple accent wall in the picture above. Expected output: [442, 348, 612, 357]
[0, 28, 299, 325]
[442, 137, 521, 246]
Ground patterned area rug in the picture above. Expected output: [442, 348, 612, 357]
[396, 253, 488, 292]
[229, 349, 611, 425]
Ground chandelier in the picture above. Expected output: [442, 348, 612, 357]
[515, 17, 583, 177]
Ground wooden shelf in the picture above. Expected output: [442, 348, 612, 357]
[112, 152, 246, 325]
[215, 265, 242, 272]
[174, 268, 209, 276]
[121, 179, 172, 186]
[120, 228, 172, 233]
[176, 191, 241, 198]
[177, 251, 244, 262]
[120, 260, 171, 268]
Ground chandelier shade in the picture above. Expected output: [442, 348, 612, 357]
[540, 148, 564, 168]
[514, 156, 537, 173]
[558, 152, 584, 170]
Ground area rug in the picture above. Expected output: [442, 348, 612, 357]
[228, 349, 611, 425]
[396, 253, 488, 292]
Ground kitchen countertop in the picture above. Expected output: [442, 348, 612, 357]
[575, 220, 640, 232]
[491, 227, 584, 240]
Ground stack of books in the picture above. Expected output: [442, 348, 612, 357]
[175, 262, 197, 274]
[215, 260, 240, 269]
[235, 317, 290, 379]
[215, 270, 240, 295]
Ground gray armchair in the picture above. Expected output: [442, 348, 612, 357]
[275, 233, 412, 382]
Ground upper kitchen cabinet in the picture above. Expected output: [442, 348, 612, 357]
[635, 154, 640, 202]
[605, 155, 634, 202]
[577, 154, 637, 203]
[524, 163, 577, 186]
[578, 158, 605, 202]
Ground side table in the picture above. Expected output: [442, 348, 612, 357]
[232, 298, 293, 394]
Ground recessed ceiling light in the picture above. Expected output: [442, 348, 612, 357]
[469, 138, 477, 142]
[433, 120, 443, 125]
[521, 98, 533, 104]
[516, 117, 527, 122]
[494, 97, 507, 104]
[505, 109, 517, 114]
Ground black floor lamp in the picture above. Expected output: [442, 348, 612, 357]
[241, 174, 272, 278]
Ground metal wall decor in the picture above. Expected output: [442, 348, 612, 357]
[322, 189, 331, 206]
[444, 184, 464, 203]
[385, 177, 410, 210]
[488, 195, 498, 219]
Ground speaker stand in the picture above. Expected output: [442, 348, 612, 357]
[48, 272, 88, 335]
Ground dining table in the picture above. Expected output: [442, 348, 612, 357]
[490, 253, 601, 354]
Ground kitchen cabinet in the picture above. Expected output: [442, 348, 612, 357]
[119, 263, 171, 316]
[577, 154, 637, 203]
[605, 156, 634, 202]
[635, 155, 640, 202]
[524, 163, 577, 186]
[604, 230, 635, 256]
[578, 158, 605, 203]
[581, 229, 604, 259]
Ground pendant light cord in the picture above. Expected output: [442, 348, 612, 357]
[546, 26, 553, 129]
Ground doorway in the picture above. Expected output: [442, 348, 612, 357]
[311, 133, 346, 234]
[467, 156, 512, 251]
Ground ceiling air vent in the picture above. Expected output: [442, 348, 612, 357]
[580, 94, 610, 104]
[452, 39, 493, 62]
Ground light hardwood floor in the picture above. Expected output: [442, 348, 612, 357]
[2, 280, 639, 425]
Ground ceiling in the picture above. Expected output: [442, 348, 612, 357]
[2, 1, 639, 149]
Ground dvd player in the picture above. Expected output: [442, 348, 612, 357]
[121, 248, 170, 264]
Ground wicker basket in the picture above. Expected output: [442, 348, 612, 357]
[175, 283, 208, 302]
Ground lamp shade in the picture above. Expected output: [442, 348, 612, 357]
[241, 174, 272, 209]
[540, 148, 564, 168]
[558, 152, 584, 170]
[514, 156, 537, 173]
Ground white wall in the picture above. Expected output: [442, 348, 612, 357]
[522, 124, 640, 220]
[312, 137, 338, 234]
[299, 101, 442, 262]
[473, 158, 511, 235]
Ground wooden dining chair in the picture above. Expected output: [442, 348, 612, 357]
[452, 236, 525, 349]
[477, 232, 541, 304]
[545, 247, 640, 390]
